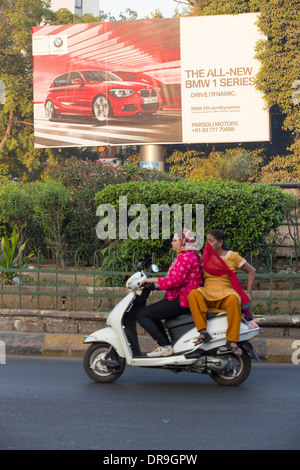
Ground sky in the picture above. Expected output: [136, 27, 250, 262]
[98, 0, 183, 19]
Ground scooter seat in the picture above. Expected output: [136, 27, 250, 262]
[206, 308, 227, 320]
[165, 310, 227, 330]
[165, 314, 194, 329]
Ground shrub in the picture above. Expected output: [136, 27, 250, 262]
[95, 179, 290, 273]
[0, 182, 44, 250]
[44, 157, 178, 260]
[189, 149, 262, 182]
[33, 181, 71, 259]
[0, 226, 35, 284]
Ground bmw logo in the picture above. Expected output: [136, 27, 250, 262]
[54, 37, 63, 48]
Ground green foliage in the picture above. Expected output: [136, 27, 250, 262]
[95, 179, 290, 272]
[0, 0, 55, 179]
[0, 180, 71, 257]
[166, 150, 205, 178]
[33, 181, 71, 256]
[186, 0, 300, 177]
[192, 149, 262, 182]
[0, 181, 45, 249]
[0, 2, 110, 181]
[54, 8, 103, 24]
[190, 0, 260, 16]
[255, 0, 300, 154]
[0, 182, 35, 238]
[166, 148, 266, 183]
[256, 154, 300, 183]
[0, 159, 177, 261]
[45, 158, 178, 260]
[0, 226, 35, 283]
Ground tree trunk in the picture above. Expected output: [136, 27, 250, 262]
[0, 111, 14, 152]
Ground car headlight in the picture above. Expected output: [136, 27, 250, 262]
[109, 89, 135, 98]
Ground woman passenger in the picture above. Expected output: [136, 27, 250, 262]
[188, 229, 256, 356]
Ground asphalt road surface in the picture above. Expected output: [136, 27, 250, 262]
[33, 104, 182, 148]
[0, 356, 299, 451]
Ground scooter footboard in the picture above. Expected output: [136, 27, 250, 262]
[84, 327, 126, 358]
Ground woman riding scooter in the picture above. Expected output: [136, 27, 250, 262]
[137, 229, 203, 357]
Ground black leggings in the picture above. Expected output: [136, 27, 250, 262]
[137, 297, 190, 347]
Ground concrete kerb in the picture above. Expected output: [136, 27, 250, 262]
[0, 330, 297, 364]
[0, 330, 156, 358]
[0, 311, 299, 362]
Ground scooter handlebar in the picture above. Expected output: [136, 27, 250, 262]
[139, 282, 157, 290]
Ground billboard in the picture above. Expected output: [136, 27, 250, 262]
[32, 14, 270, 149]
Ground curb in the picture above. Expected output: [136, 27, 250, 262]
[0, 331, 87, 357]
[251, 337, 296, 363]
[0, 331, 296, 363]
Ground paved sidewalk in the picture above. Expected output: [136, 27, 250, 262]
[0, 330, 296, 363]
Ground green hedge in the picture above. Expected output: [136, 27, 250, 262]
[95, 179, 291, 270]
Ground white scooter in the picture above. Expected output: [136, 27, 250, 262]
[83, 263, 260, 386]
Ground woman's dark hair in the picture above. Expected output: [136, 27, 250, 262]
[207, 229, 230, 250]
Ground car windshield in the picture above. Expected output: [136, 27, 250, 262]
[82, 71, 123, 83]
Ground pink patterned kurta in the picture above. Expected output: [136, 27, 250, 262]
[158, 251, 203, 308]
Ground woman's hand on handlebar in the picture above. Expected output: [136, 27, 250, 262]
[139, 278, 159, 289]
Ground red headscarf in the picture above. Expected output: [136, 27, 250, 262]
[202, 241, 252, 321]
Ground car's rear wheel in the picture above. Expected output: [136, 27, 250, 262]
[93, 95, 112, 122]
[45, 100, 57, 120]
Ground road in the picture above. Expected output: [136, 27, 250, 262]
[0, 356, 299, 451]
[33, 104, 182, 148]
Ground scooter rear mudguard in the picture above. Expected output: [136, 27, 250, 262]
[84, 327, 126, 358]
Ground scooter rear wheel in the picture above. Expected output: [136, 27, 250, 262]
[210, 351, 251, 386]
[83, 342, 125, 383]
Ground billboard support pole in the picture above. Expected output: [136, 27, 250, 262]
[140, 145, 164, 171]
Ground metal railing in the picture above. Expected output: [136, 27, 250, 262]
[1, 250, 300, 314]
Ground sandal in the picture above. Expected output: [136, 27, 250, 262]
[194, 331, 212, 346]
[225, 340, 243, 356]
[185, 331, 212, 359]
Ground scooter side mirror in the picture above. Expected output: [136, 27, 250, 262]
[136, 262, 143, 272]
[149, 264, 159, 273]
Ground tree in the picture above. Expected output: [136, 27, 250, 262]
[179, 0, 300, 180]
[0, 2, 105, 181]
[190, 148, 262, 182]
[54, 8, 103, 24]
[33, 180, 71, 263]
[166, 150, 205, 178]
[182, 0, 259, 16]
[256, 154, 300, 183]
[0, 0, 55, 180]
[119, 8, 138, 21]
[255, 0, 300, 158]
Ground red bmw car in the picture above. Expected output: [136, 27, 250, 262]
[44, 70, 163, 122]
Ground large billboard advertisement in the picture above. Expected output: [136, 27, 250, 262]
[32, 13, 270, 149]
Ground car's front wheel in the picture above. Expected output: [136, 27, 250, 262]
[45, 100, 57, 120]
[93, 95, 112, 122]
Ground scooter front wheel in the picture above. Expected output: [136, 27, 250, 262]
[83, 342, 125, 383]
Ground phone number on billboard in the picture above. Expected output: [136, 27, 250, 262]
[192, 121, 238, 132]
